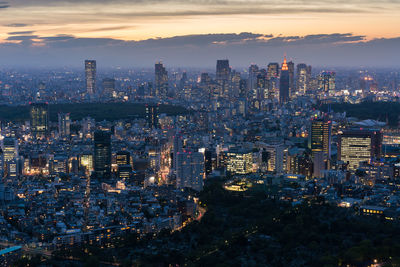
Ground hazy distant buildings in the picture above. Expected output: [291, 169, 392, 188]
[296, 64, 311, 95]
[85, 60, 96, 95]
[155, 62, 168, 98]
[319, 71, 336, 97]
[102, 78, 115, 99]
[94, 130, 112, 179]
[58, 113, 71, 137]
[30, 102, 49, 138]
[279, 57, 290, 104]
[216, 59, 231, 97]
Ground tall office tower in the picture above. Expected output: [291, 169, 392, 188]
[216, 59, 231, 96]
[248, 64, 259, 92]
[58, 113, 71, 137]
[230, 70, 241, 99]
[94, 130, 112, 179]
[79, 153, 94, 173]
[176, 151, 205, 192]
[267, 63, 279, 80]
[102, 78, 115, 99]
[288, 61, 295, 96]
[85, 60, 96, 95]
[30, 102, 49, 138]
[145, 104, 159, 129]
[256, 71, 268, 100]
[318, 71, 336, 97]
[279, 57, 290, 104]
[310, 119, 332, 160]
[226, 148, 253, 175]
[296, 64, 311, 95]
[2, 137, 18, 163]
[200, 73, 211, 84]
[116, 151, 130, 166]
[338, 129, 382, 170]
[155, 62, 168, 98]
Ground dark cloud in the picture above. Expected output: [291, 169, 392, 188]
[0, 1, 9, 8]
[6, 35, 38, 41]
[8, 31, 35, 35]
[4, 23, 30, 27]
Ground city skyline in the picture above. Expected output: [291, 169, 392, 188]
[0, 0, 399, 67]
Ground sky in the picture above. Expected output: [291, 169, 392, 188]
[0, 0, 399, 68]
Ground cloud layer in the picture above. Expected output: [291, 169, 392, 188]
[0, 32, 398, 68]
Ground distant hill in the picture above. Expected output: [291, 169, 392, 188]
[320, 101, 400, 127]
[0, 102, 189, 122]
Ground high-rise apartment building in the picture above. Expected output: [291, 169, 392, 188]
[145, 104, 159, 129]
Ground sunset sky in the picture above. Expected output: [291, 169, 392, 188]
[0, 0, 399, 67]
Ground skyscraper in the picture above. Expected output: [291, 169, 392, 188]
[155, 62, 168, 98]
[145, 104, 159, 129]
[94, 130, 112, 179]
[267, 63, 279, 80]
[2, 137, 18, 163]
[318, 71, 336, 97]
[85, 60, 96, 95]
[310, 119, 332, 160]
[216, 59, 231, 97]
[279, 57, 290, 104]
[102, 78, 115, 99]
[338, 129, 382, 170]
[30, 102, 49, 138]
[296, 64, 311, 95]
[58, 113, 71, 137]
[288, 61, 295, 96]
[116, 151, 130, 166]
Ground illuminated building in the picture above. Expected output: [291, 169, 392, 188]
[176, 151, 204, 192]
[94, 130, 112, 179]
[264, 144, 286, 173]
[117, 165, 132, 180]
[279, 57, 290, 104]
[155, 62, 168, 98]
[338, 129, 382, 171]
[226, 149, 253, 175]
[145, 104, 159, 129]
[85, 60, 96, 95]
[2, 137, 18, 163]
[310, 119, 332, 160]
[318, 71, 336, 97]
[116, 151, 130, 166]
[296, 63, 311, 95]
[58, 113, 71, 137]
[79, 153, 93, 173]
[30, 102, 49, 138]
